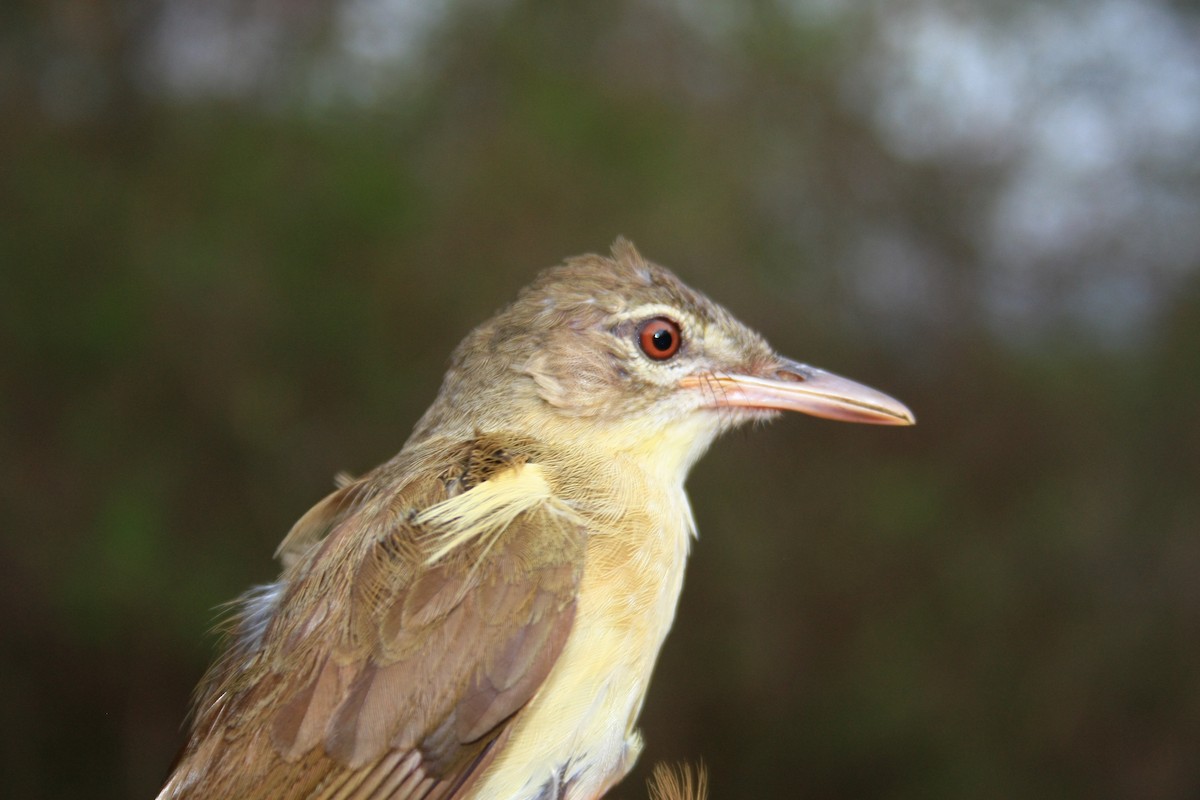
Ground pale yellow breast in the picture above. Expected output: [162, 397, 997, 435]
[468, 461, 696, 800]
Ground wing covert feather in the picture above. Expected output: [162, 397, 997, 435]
[162, 436, 585, 800]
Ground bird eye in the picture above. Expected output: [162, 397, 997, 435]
[637, 317, 682, 360]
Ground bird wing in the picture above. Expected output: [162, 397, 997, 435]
[164, 436, 584, 800]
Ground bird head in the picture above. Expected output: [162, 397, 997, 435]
[410, 239, 913, 476]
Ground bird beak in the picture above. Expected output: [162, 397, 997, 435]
[682, 358, 916, 426]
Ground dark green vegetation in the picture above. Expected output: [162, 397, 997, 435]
[2, 1, 1198, 798]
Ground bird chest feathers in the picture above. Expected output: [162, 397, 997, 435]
[466, 455, 697, 800]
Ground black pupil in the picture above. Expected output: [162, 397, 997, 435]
[651, 327, 674, 351]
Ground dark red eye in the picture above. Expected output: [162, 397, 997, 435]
[638, 317, 682, 360]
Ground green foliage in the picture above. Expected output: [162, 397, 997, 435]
[1, 1, 1198, 798]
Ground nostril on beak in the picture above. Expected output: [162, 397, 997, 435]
[774, 368, 807, 383]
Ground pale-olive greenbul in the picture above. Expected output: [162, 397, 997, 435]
[158, 239, 914, 800]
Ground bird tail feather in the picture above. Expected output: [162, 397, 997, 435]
[647, 762, 708, 800]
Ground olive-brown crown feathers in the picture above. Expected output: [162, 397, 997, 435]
[409, 239, 778, 447]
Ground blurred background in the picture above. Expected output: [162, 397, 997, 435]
[3, 0, 1199, 797]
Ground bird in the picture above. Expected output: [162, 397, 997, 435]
[158, 239, 914, 800]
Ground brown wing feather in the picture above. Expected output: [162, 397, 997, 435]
[160, 436, 584, 800]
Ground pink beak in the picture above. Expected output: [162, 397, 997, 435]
[682, 359, 915, 426]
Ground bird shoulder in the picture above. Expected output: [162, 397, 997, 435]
[165, 434, 587, 800]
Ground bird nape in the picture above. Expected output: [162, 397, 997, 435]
[159, 239, 914, 800]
